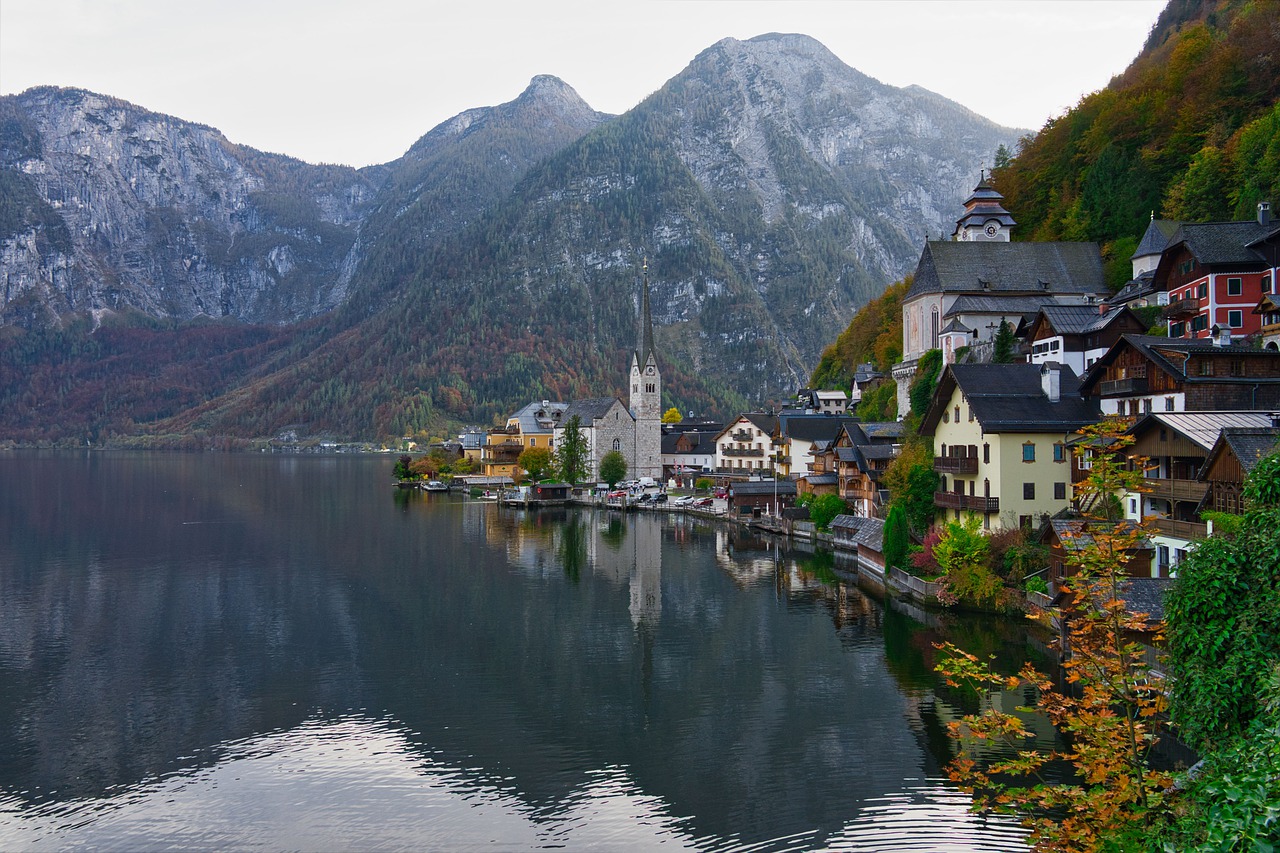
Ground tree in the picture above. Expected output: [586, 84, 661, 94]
[992, 320, 1017, 363]
[599, 450, 627, 487]
[393, 455, 413, 480]
[518, 446, 553, 481]
[808, 494, 850, 531]
[908, 349, 943, 422]
[661, 407, 683, 424]
[882, 503, 909, 571]
[933, 515, 1001, 609]
[555, 415, 588, 485]
[935, 418, 1172, 851]
[883, 440, 939, 535]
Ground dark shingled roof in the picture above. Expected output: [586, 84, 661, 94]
[906, 240, 1107, 301]
[1080, 334, 1280, 394]
[1171, 220, 1276, 267]
[778, 414, 858, 443]
[730, 480, 798, 497]
[829, 514, 884, 551]
[1132, 218, 1182, 260]
[1034, 304, 1127, 336]
[1198, 426, 1280, 479]
[1106, 270, 1158, 306]
[561, 397, 626, 421]
[862, 422, 905, 440]
[803, 473, 838, 486]
[923, 363, 1100, 435]
[662, 430, 716, 454]
[1118, 578, 1175, 623]
[859, 444, 898, 460]
[946, 294, 1066, 318]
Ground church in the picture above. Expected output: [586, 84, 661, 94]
[545, 265, 663, 483]
[890, 176, 1110, 415]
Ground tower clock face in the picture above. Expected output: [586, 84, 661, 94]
[984, 222, 999, 238]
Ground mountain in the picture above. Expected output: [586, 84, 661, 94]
[0, 34, 1022, 443]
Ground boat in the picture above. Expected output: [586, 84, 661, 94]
[425, 480, 449, 492]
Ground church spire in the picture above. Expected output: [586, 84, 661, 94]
[638, 258, 655, 367]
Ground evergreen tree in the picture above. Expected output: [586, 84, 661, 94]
[992, 321, 1016, 364]
[555, 415, 588, 485]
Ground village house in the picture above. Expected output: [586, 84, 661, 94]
[1106, 216, 1182, 309]
[660, 421, 722, 485]
[1158, 203, 1278, 341]
[714, 413, 779, 475]
[1120, 411, 1276, 575]
[1024, 304, 1148, 376]
[483, 400, 568, 477]
[1078, 333, 1280, 418]
[727, 479, 797, 519]
[892, 177, 1110, 415]
[772, 412, 857, 479]
[1198, 423, 1280, 515]
[921, 363, 1100, 531]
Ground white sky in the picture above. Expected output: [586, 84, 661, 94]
[1, 0, 1165, 168]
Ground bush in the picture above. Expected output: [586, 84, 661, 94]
[694, 477, 713, 492]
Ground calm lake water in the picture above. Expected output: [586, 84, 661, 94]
[0, 451, 1057, 851]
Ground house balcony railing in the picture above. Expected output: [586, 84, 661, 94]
[1151, 517, 1208, 540]
[934, 455, 979, 475]
[723, 447, 764, 457]
[1143, 477, 1208, 503]
[731, 430, 754, 442]
[1099, 377, 1148, 396]
[933, 491, 1000, 513]
[1163, 297, 1200, 320]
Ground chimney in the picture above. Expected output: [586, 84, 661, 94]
[1040, 362, 1061, 402]
[1260, 201, 1272, 227]
[1212, 324, 1231, 347]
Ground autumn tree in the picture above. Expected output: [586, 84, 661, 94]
[935, 418, 1171, 852]
[661, 407, 683, 424]
[518, 446, 553, 481]
[933, 515, 1001, 610]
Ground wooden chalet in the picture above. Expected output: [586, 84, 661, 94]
[1198, 424, 1280, 515]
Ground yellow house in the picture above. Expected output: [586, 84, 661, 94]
[483, 400, 567, 478]
[921, 363, 1100, 530]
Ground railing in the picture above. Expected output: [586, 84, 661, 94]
[723, 447, 764, 457]
[1143, 477, 1208, 503]
[933, 490, 999, 513]
[887, 567, 943, 601]
[1163, 297, 1200, 319]
[1099, 377, 1148, 396]
[933, 455, 978, 474]
[731, 430, 754, 442]
[1151, 517, 1208, 540]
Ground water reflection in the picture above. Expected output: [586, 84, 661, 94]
[0, 453, 1047, 850]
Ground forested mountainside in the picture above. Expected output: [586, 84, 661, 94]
[0, 33, 1020, 444]
[812, 0, 1280, 392]
[991, 0, 1280, 283]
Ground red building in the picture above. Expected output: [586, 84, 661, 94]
[1158, 203, 1278, 341]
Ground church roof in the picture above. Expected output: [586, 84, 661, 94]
[1131, 218, 1181, 260]
[906, 240, 1107, 301]
[560, 397, 627, 423]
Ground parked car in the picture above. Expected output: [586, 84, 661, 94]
[673, 495, 695, 506]
[653, 493, 668, 504]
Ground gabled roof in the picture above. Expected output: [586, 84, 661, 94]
[945, 294, 1068, 318]
[1126, 411, 1277, 452]
[509, 400, 569, 433]
[730, 480, 798, 497]
[1199, 426, 1280, 480]
[560, 397, 628, 423]
[1106, 270, 1158, 306]
[662, 430, 716, 454]
[716, 412, 778, 441]
[1164, 220, 1275, 268]
[829, 514, 884, 550]
[922, 363, 1099, 435]
[861, 422, 904, 441]
[1132, 218, 1182, 261]
[1029, 304, 1140, 338]
[1079, 334, 1280, 395]
[906, 240, 1107, 301]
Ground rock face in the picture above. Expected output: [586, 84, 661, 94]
[0, 34, 1025, 438]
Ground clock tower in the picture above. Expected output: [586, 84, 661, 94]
[628, 261, 662, 480]
[952, 172, 1015, 242]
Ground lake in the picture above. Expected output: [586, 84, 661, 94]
[0, 451, 1055, 851]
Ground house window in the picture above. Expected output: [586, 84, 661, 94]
[1198, 360, 1214, 377]
[1171, 321, 1186, 337]
[613, 438, 621, 451]
[1143, 399, 1152, 414]
[1227, 277, 1243, 296]
[1228, 309, 1243, 328]
[1079, 452, 1093, 470]
[1130, 497, 1138, 514]
[1198, 283, 1208, 299]
[1054, 482, 1066, 500]
[1023, 482, 1035, 500]
[1265, 274, 1273, 294]
[983, 443, 990, 464]
[943, 410, 950, 423]
[1019, 515, 1032, 530]
[1023, 442, 1035, 462]
[954, 405, 961, 423]
[1193, 314, 1209, 332]
[530, 438, 536, 446]
[968, 407, 975, 422]
[1166, 396, 1175, 411]
[1053, 443, 1066, 463]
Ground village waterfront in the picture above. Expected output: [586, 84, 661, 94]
[0, 451, 1065, 851]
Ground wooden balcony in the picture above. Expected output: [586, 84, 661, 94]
[934, 455, 978, 474]
[730, 430, 754, 442]
[1164, 297, 1200, 320]
[723, 447, 764, 457]
[1099, 377, 1148, 396]
[1143, 477, 1208, 503]
[1151, 517, 1208, 540]
[934, 490, 999, 513]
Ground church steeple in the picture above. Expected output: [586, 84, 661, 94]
[952, 172, 1016, 242]
[636, 259, 656, 368]
[629, 259, 662, 480]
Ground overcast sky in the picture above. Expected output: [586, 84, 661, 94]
[1, 0, 1165, 168]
